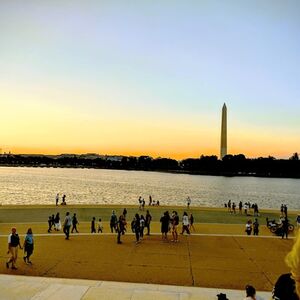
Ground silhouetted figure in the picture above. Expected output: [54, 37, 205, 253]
[91, 217, 96, 233]
[55, 193, 59, 206]
[116, 214, 126, 244]
[145, 210, 152, 235]
[71, 213, 79, 233]
[47, 216, 52, 233]
[282, 217, 289, 239]
[253, 218, 259, 236]
[160, 211, 170, 240]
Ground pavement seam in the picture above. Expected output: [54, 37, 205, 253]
[0, 232, 293, 239]
[232, 236, 274, 289]
[186, 235, 195, 286]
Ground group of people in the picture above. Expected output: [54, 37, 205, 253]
[225, 200, 260, 216]
[108, 209, 152, 244]
[138, 196, 160, 210]
[160, 211, 194, 242]
[245, 218, 260, 235]
[55, 193, 67, 206]
[6, 227, 34, 270]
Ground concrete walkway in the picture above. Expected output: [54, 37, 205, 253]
[0, 274, 272, 300]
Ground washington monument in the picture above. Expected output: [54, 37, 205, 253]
[220, 103, 227, 159]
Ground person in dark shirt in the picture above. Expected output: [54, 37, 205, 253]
[6, 227, 23, 270]
[91, 217, 96, 233]
[281, 217, 289, 239]
[71, 213, 79, 233]
[47, 216, 52, 233]
[160, 211, 170, 241]
[253, 218, 259, 236]
[116, 214, 126, 244]
[145, 210, 152, 235]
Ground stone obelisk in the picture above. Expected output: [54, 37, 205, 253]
[220, 103, 227, 159]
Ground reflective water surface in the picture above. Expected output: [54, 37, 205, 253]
[0, 167, 299, 209]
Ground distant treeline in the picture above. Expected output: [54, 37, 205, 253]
[0, 153, 299, 178]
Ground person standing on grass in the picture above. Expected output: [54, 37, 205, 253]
[189, 213, 195, 231]
[110, 210, 117, 233]
[160, 211, 170, 240]
[23, 228, 34, 264]
[116, 214, 126, 244]
[239, 201, 243, 214]
[140, 215, 145, 240]
[6, 227, 22, 270]
[122, 208, 127, 220]
[54, 212, 61, 231]
[186, 196, 191, 209]
[47, 216, 52, 233]
[55, 193, 59, 206]
[91, 217, 96, 233]
[253, 218, 259, 236]
[181, 212, 190, 235]
[145, 210, 152, 235]
[71, 213, 79, 233]
[98, 218, 103, 233]
[134, 213, 141, 243]
[63, 212, 72, 240]
[282, 217, 289, 239]
[245, 220, 252, 235]
[171, 211, 179, 242]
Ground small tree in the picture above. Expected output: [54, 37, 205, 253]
[289, 152, 299, 160]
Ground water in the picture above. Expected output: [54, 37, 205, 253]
[0, 167, 299, 209]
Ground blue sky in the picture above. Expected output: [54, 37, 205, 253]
[0, 1, 299, 158]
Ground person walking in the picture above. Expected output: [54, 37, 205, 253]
[145, 210, 152, 235]
[181, 212, 190, 235]
[54, 212, 61, 231]
[63, 212, 72, 240]
[23, 228, 34, 264]
[91, 217, 96, 233]
[110, 211, 117, 233]
[6, 227, 22, 270]
[71, 213, 79, 233]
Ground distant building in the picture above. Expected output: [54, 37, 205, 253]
[220, 103, 227, 159]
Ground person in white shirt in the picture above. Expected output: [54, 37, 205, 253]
[181, 212, 190, 235]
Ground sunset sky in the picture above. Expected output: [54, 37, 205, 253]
[0, 1, 299, 159]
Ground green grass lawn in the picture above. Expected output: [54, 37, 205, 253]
[0, 205, 296, 225]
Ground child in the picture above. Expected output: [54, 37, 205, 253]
[98, 218, 103, 233]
